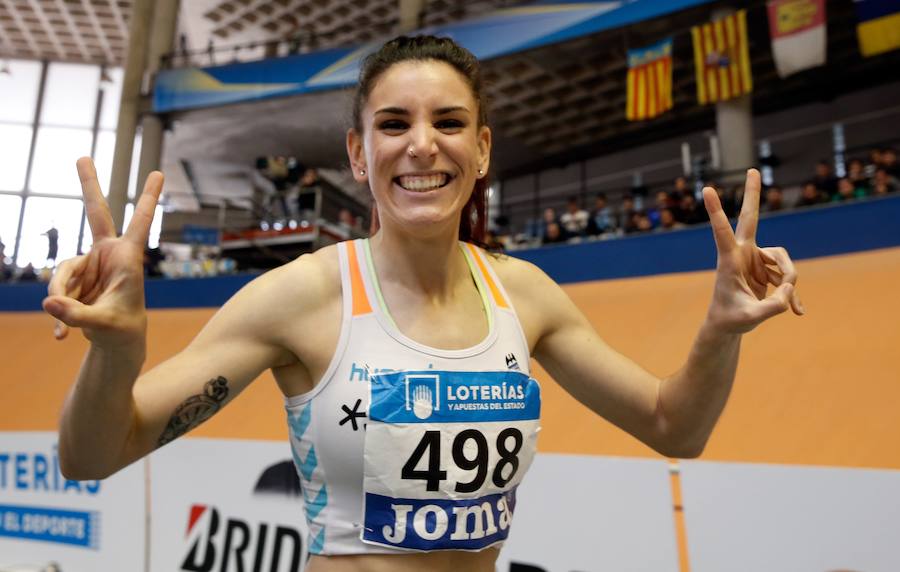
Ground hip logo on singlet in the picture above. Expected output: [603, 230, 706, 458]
[362, 370, 540, 551]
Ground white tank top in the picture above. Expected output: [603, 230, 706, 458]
[284, 239, 541, 555]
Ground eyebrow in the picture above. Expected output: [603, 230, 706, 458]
[374, 106, 470, 116]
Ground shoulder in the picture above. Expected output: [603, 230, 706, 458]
[480, 249, 552, 295]
[479, 249, 563, 348]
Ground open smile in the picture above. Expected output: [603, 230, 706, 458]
[393, 172, 454, 192]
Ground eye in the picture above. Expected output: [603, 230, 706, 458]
[378, 119, 408, 132]
[436, 119, 465, 131]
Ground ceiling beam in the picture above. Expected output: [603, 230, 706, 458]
[0, 16, 16, 55]
[26, 0, 67, 60]
[1, 0, 41, 57]
[53, 0, 94, 63]
[79, 0, 116, 63]
[107, 0, 130, 39]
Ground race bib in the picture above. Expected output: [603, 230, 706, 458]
[362, 370, 541, 551]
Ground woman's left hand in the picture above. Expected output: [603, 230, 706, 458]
[702, 169, 804, 335]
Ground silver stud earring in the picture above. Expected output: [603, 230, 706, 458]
[478, 169, 484, 176]
[359, 169, 366, 176]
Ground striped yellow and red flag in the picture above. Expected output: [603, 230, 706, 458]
[626, 38, 673, 121]
[691, 9, 753, 105]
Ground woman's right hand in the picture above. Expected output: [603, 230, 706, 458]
[43, 157, 164, 349]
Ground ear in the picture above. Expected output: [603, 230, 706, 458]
[346, 128, 367, 183]
[476, 125, 492, 178]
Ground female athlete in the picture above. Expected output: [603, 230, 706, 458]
[44, 36, 803, 572]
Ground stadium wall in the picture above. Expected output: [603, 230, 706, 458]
[2, 196, 899, 571]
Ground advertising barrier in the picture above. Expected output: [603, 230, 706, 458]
[0, 432, 145, 571]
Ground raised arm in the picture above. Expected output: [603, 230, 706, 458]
[516, 169, 803, 458]
[44, 158, 296, 480]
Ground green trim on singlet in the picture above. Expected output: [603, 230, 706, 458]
[362, 238, 397, 329]
[361, 238, 494, 333]
[460, 243, 495, 333]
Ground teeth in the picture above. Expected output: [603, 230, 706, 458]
[397, 174, 448, 191]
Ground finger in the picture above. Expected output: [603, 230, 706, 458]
[42, 295, 110, 331]
[124, 171, 164, 245]
[752, 282, 794, 323]
[702, 187, 737, 254]
[77, 157, 116, 241]
[735, 169, 761, 243]
[760, 246, 803, 315]
[48, 258, 81, 298]
[47, 258, 86, 339]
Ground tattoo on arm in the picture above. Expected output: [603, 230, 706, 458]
[157, 376, 230, 447]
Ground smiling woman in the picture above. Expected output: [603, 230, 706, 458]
[347, 36, 492, 245]
[46, 35, 803, 572]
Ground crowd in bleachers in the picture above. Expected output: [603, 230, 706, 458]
[2, 147, 897, 281]
[503, 146, 899, 250]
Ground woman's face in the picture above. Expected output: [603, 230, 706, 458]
[347, 60, 491, 237]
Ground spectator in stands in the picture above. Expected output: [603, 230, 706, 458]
[559, 196, 589, 237]
[847, 158, 871, 195]
[19, 263, 38, 282]
[536, 207, 558, 242]
[833, 177, 866, 202]
[882, 148, 899, 178]
[673, 176, 690, 197]
[866, 148, 883, 177]
[619, 193, 637, 233]
[656, 208, 685, 232]
[762, 186, 784, 213]
[543, 222, 566, 244]
[143, 247, 164, 278]
[647, 191, 671, 228]
[795, 181, 824, 208]
[587, 192, 616, 236]
[43, 225, 59, 268]
[709, 184, 736, 218]
[677, 192, 707, 225]
[634, 212, 653, 233]
[872, 168, 898, 195]
[0, 238, 11, 283]
[812, 160, 838, 199]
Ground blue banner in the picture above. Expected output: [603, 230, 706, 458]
[363, 488, 517, 550]
[0, 503, 100, 548]
[153, 0, 717, 112]
[369, 370, 540, 424]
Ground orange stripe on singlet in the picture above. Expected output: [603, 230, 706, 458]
[465, 243, 509, 309]
[345, 241, 372, 316]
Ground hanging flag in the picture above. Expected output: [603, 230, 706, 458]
[625, 38, 674, 121]
[854, 0, 900, 57]
[691, 9, 753, 105]
[767, 0, 827, 77]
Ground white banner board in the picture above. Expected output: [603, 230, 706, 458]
[680, 460, 900, 572]
[0, 431, 146, 572]
[148, 437, 309, 572]
[496, 454, 679, 572]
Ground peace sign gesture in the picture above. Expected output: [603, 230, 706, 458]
[43, 157, 164, 347]
[701, 169, 804, 335]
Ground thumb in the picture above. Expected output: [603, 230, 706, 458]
[43, 295, 105, 331]
[754, 282, 794, 323]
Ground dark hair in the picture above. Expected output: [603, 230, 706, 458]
[353, 35, 491, 245]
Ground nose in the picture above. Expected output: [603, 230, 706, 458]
[408, 123, 438, 160]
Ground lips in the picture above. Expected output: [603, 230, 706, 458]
[394, 173, 452, 192]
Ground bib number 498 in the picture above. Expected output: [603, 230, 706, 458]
[401, 428, 523, 492]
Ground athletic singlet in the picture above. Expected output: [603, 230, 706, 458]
[284, 239, 541, 555]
